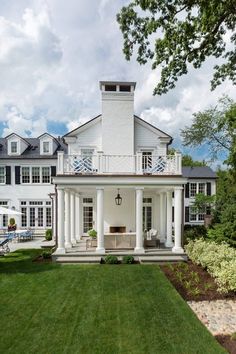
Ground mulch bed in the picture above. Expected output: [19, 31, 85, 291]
[215, 335, 236, 354]
[160, 260, 235, 301]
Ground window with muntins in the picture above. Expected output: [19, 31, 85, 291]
[32, 167, 40, 183]
[190, 183, 197, 197]
[21, 200, 51, 228]
[42, 167, 50, 183]
[43, 141, 50, 153]
[0, 201, 8, 227]
[0, 167, 5, 183]
[11, 141, 17, 153]
[198, 183, 206, 194]
[22, 167, 30, 183]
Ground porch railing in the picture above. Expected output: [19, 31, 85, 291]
[57, 152, 182, 175]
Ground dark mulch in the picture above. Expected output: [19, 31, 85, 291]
[160, 260, 235, 301]
[215, 335, 236, 354]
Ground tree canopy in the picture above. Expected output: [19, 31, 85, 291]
[117, 0, 236, 95]
[181, 96, 235, 161]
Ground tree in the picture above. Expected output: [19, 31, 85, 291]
[191, 193, 215, 215]
[117, 0, 236, 95]
[168, 147, 207, 166]
[181, 96, 234, 161]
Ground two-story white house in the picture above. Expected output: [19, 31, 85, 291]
[52, 81, 216, 261]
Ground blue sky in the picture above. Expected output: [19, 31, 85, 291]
[0, 0, 235, 165]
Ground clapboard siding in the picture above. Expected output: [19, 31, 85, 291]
[70, 120, 102, 153]
[134, 120, 167, 155]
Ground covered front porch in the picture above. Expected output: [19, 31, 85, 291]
[53, 175, 187, 259]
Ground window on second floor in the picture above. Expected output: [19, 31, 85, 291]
[43, 141, 50, 153]
[11, 141, 18, 153]
[21, 166, 51, 184]
[142, 151, 152, 171]
[190, 182, 206, 197]
[0, 167, 5, 184]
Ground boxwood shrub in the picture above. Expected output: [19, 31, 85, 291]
[104, 255, 118, 264]
[122, 255, 134, 264]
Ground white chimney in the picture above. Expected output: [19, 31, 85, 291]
[100, 81, 136, 156]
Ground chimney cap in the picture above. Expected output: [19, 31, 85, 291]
[99, 81, 136, 90]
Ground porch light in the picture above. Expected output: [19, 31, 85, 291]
[115, 189, 122, 206]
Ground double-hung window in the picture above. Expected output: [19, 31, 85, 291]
[190, 183, 197, 197]
[43, 141, 50, 153]
[11, 141, 17, 153]
[0, 167, 5, 184]
[32, 167, 40, 183]
[22, 167, 30, 183]
[42, 167, 50, 183]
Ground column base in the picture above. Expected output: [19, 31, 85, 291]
[71, 239, 77, 246]
[54, 247, 66, 254]
[96, 247, 105, 254]
[134, 247, 145, 254]
[65, 242, 72, 248]
[172, 246, 184, 254]
[75, 235, 81, 242]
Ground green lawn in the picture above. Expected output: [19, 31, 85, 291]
[0, 250, 225, 354]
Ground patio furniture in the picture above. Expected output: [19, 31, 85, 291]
[0, 237, 11, 255]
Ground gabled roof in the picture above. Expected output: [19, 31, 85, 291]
[63, 115, 102, 137]
[0, 137, 67, 159]
[182, 166, 217, 179]
[38, 132, 59, 145]
[63, 113, 172, 141]
[4, 132, 30, 145]
[134, 115, 172, 140]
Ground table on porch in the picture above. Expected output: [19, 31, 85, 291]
[86, 232, 136, 250]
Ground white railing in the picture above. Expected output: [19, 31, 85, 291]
[57, 152, 182, 175]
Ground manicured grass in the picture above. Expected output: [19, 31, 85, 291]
[0, 250, 225, 354]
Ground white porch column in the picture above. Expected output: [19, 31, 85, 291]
[96, 187, 105, 253]
[64, 189, 72, 248]
[159, 192, 166, 242]
[57, 188, 65, 253]
[51, 194, 57, 241]
[165, 191, 174, 248]
[70, 191, 76, 245]
[172, 187, 184, 253]
[75, 193, 81, 241]
[135, 187, 144, 253]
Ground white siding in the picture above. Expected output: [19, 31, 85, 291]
[134, 120, 167, 155]
[69, 120, 102, 154]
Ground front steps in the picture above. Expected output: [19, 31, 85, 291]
[52, 250, 187, 264]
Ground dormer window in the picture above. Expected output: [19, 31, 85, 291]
[120, 85, 131, 92]
[105, 85, 116, 91]
[11, 141, 18, 154]
[43, 141, 50, 154]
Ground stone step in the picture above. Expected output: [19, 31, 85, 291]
[53, 255, 102, 263]
[139, 255, 187, 263]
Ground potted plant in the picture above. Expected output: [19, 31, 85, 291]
[88, 229, 97, 239]
[8, 218, 17, 232]
[45, 229, 52, 241]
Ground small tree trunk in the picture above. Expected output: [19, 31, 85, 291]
[204, 215, 213, 228]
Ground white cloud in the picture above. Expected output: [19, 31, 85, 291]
[0, 0, 235, 167]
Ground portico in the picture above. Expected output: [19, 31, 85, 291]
[54, 174, 186, 256]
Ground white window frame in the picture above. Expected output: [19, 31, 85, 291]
[82, 197, 94, 235]
[20, 200, 52, 229]
[21, 166, 51, 185]
[0, 200, 9, 228]
[10, 141, 18, 154]
[0, 166, 6, 184]
[190, 182, 206, 198]
[190, 206, 205, 222]
[43, 141, 50, 154]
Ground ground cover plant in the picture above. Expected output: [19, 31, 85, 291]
[0, 249, 225, 354]
[185, 239, 236, 293]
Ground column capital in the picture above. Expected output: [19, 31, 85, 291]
[135, 187, 144, 191]
[96, 187, 104, 191]
[174, 186, 183, 191]
[57, 186, 65, 191]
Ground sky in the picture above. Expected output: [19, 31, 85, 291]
[0, 0, 235, 164]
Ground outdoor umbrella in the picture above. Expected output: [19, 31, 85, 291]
[0, 206, 23, 215]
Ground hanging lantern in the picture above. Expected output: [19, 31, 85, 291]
[115, 188, 122, 206]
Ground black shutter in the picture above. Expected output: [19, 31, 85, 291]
[185, 207, 190, 222]
[207, 182, 211, 196]
[185, 183, 189, 198]
[206, 206, 211, 215]
[172, 206, 174, 222]
[51, 166, 56, 184]
[5, 166, 11, 184]
[15, 166, 21, 184]
[51, 166, 56, 176]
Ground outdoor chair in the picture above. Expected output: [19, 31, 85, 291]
[0, 237, 10, 255]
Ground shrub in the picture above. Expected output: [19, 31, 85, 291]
[122, 255, 134, 264]
[183, 225, 207, 244]
[45, 229, 52, 241]
[207, 224, 236, 248]
[104, 255, 118, 264]
[88, 229, 97, 238]
[185, 239, 236, 293]
[42, 251, 52, 259]
[9, 218, 16, 226]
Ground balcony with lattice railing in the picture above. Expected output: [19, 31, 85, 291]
[57, 151, 182, 176]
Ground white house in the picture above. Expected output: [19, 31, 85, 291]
[52, 81, 216, 259]
[0, 80, 216, 260]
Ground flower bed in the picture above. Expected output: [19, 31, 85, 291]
[185, 239, 236, 294]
